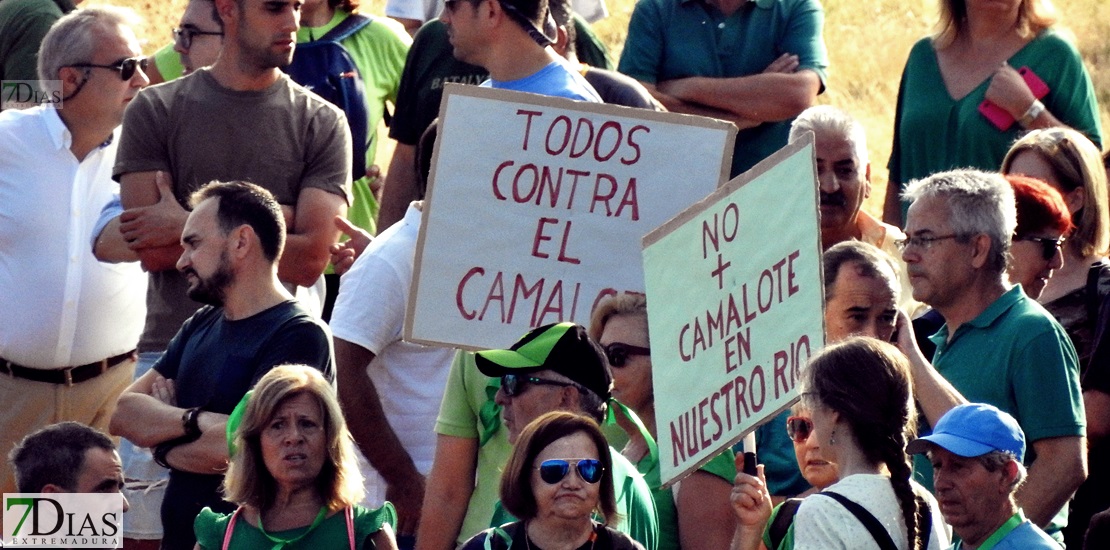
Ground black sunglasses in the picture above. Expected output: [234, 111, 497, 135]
[1016, 235, 1065, 261]
[69, 56, 148, 81]
[500, 374, 577, 397]
[537, 458, 604, 484]
[173, 25, 224, 50]
[604, 342, 651, 368]
[786, 416, 813, 443]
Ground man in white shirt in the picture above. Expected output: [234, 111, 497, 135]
[0, 5, 147, 500]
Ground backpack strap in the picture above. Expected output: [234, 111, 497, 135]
[222, 507, 243, 550]
[768, 498, 803, 550]
[819, 491, 899, 550]
[321, 14, 372, 43]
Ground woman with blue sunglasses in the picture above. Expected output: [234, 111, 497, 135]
[460, 411, 644, 550]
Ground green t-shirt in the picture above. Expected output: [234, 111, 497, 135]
[888, 30, 1103, 219]
[915, 286, 1085, 543]
[618, 0, 829, 177]
[194, 504, 395, 550]
[636, 447, 735, 550]
[0, 0, 75, 85]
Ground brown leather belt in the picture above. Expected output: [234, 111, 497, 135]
[0, 350, 136, 386]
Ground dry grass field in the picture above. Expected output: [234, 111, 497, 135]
[117, 0, 1110, 216]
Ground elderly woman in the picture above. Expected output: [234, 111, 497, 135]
[193, 365, 398, 549]
[1003, 128, 1110, 549]
[460, 411, 644, 550]
[733, 338, 948, 550]
[884, 0, 1102, 226]
[588, 293, 736, 550]
[1004, 175, 1072, 299]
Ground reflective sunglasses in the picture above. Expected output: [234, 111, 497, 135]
[537, 458, 604, 484]
[603, 342, 651, 368]
[500, 374, 577, 397]
[173, 24, 224, 50]
[1016, 235, 1065, 261]
[69, 56, 148, 80]
[785, 416, 814, 443]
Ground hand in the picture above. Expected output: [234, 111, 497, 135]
[367, 164, 383, 196]
[329, 216, 373, 276]
[731, 464, 772, 527]
[763, 53, 800, 74]
[385, 473, 426, 537]
[893, 310, 921, 361]
[984, 63, 1037, 119]
[150, 374, 176, 406]
[119, 171, 188, 250]
[281, 205, 296, 232]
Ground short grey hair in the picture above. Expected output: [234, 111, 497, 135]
[790, 105, 869, 167]
[978, 450, 1027, 491]
[903, 169, 1016, 274]
[37, 6, 141, 95]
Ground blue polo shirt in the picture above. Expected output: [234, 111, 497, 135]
[618, 0, 828, 176]
[920, 285, 1084, 543]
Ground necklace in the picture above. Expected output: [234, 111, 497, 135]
[523, 522, 598, 550]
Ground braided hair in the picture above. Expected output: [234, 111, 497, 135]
[801, 337, 924, 550]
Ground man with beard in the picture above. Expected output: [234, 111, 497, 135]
[110, 181, 335, 550]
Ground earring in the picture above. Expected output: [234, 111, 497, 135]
[829, 429, 836, 445]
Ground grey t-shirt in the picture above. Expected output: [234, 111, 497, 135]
[114, 69, 351, 351]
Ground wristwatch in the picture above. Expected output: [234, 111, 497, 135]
[1019, 100, 1046, 128]
[182, 406, 202, 439]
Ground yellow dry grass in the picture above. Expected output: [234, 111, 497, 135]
[116, 0, 1110, 217]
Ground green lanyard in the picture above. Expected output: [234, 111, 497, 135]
[257, 507, 328, 550]
[954, 512, 1023, 550]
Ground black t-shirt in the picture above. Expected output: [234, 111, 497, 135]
[155, 299, 335, 550]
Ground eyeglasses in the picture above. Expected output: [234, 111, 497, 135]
[1016, 235, 1065, 261]
[786, 416, 814, 443]
[894, 233, 966, 252]
[68, 56, 149, 81]
[536, 458, 604, 484]
[500, 374, 577, 397]
[173, 25, 224, 50]
[603, 342, 651, 368]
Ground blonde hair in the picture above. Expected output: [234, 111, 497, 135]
[223, 365, 364, 513]
[933, 0, 1057, 49]
[587, 292, 648, 342]
[1002, 128, 1110, 258]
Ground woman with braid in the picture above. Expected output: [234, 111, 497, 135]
[735, 337, 948, 550]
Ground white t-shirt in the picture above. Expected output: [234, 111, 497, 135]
[794, 474, 950, 550]
[330, 204, 455, 505]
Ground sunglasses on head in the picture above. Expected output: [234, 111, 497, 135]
[604, 342, 650, 368]
[537, 458, 604, 484]
[500, 374, 577, 397]
[69, 56, 148, 81]
[1016, 235, 1065, 261]
[786, 416, 813, 443]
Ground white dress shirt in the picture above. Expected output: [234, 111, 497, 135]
[0, 105, 146, 368]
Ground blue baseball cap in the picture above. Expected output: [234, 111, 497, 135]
[906, 403, 1026, 462]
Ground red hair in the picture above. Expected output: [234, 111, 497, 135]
[1006, 175, 1073, 238]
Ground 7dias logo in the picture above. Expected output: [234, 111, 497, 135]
[3, 494, 123, 548]
[1, 81, 63, 110]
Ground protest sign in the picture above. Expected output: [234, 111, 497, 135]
[406, 84, 736, 350]
[642, 135, 825, 486]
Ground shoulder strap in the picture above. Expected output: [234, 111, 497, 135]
[346, 506, 355, 550]
[321, 14, 372, 43]
[768, 498, 803, 550]
[221, 507, 243, 550]
[820, 491, 899, 550]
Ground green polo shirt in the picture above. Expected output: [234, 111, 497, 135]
[0, 0, 75, 87]
[918, 285, 1084, 543]
[618, 0, 828, 177]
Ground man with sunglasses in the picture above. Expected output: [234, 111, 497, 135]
[0, 6, 147, 511]
[895, 169, 1086, 546]
[473, 322, 658, 550]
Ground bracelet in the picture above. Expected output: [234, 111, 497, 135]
[1019, 99, 1046, 128]
[182, 406, 202, 439]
